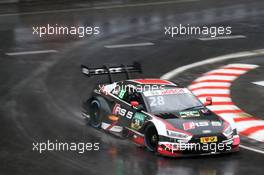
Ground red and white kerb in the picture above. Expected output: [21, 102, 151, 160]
[189, 63, 264, 142]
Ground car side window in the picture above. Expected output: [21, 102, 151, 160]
[125, 92, 146, 110]
[123, 91, 131, 102]
[111, 83, 127, 99]
[111, 86, 120, 96]
[128, 92, 140, 102]
[111, 85, 146, 110]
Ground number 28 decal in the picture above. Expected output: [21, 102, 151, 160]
[149, 96, 165, 106]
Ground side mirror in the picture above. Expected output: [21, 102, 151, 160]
[130, 101, 144, 111]
[130, 101, 139, 107]
[204, 97, 212, 106]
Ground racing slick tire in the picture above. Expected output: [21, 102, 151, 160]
[144, 124, 159, 152]
[89, 99, 102, 128]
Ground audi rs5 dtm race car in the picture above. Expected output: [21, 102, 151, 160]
[81, 63, 240, 157]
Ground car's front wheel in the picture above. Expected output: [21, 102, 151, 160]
[144, 124, 159, 152]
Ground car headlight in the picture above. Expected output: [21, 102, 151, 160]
[223, 124, 233, 137]
[167, 130, 192, 140]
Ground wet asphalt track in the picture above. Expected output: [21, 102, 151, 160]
[0, 0, 264, 174]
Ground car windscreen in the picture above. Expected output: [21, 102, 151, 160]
[143, 88, 202, 113]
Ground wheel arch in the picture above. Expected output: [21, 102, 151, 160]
[91, 96, 111, 117]
[147, 117, 168, 136]
[83, 95, 111, 123]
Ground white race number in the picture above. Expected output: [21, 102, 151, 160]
[149, 96, 165, 106]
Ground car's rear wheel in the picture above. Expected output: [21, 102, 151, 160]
[89, 100, 102, 128]
[144, 124, 159, 152]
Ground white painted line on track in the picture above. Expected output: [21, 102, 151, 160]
[94, 0, 198, 9]
[161, 49, 264, 79]
[194, 75, 237, 82]
[248, 130, 264, 142]
[236, 121, 264, 132]
[192, 89, 230, 95]
[206, 69, 247, 75]
[5, 50, 58, 56]
[189, 82, 231, 89]
[217, 113, 242, 119]
[0, 0, 199, 17]
[104, 42, 154, 49]
[207, 105, 239, 111]
[225, 63, 259, 69]
[253, 81, 264, 87]
[198, 35, 246, 41]
[240, 144, 264, 154]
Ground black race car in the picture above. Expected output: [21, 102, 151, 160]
[81, 63, 240, 157]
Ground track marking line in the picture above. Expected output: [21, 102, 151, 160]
[93, 0, 198, 9]
[224, 63, 259, 69]
[6, 50, 58, 56]
[0, 0, 199, 17]
[191, 89, 230, 95]
[236, 121, 264, 132]
[198, 35, 246, 41]
[104, 42, 154, 49]
[248, 130, 264, 142]
[161, 49, 264, 79]
[190, 86, 230, 91]
[194, 75, 237, 82]
[240, 144, 264, 154]
[206, 69, 247, 75]
[189, 82, 231, 89]
[234, 117, 259, 122]
[253, 81, 264, 86]
[207, 105, 240, 111]
[205, 72, 242, 76]
[219, 113, 246, 119]
[196, 94, 230, 98]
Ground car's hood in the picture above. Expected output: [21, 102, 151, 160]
[154, 107, 225, 135]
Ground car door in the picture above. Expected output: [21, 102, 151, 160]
[110, 85, 136, 127]
[118, 90, 149, 131]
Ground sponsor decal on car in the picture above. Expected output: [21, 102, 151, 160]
[183, 121, 209, 130]
[112, 103, 134, 119]
[131, 113, 146, 130]
[202, 130, 212, 134]
[200, 108, 210, 114]
[179, 111, 200, 118]
[200, 136, 218, 143]
[211, 121, 222, 126]
[118, 90, 126, 99]
[143, 88, 189, 97]
[183, 122, 195, 130]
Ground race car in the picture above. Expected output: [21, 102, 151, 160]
[81, 62, 240, 157]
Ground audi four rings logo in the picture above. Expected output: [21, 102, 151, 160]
[183, 121, 209, 130]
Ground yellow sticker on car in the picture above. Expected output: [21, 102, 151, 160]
[200, 136, 218, 143]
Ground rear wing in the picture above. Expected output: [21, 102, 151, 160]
[81, 62, 142, 83]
